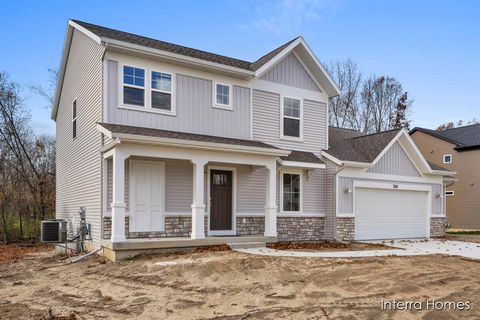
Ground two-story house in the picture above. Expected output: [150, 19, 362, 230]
[53, 20, 452, 260]
[411, 125, 480, 229]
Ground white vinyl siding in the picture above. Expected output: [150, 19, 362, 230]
[369, 142, 421, 176]
[56, 29, 105, 246]
[252, 89, 327, 155]
[106, 65, 251, 139]
[261, 53, 321, 92]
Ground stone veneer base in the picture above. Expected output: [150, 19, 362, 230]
[430, 217, 446, 237]
[104, 216, 326, 241]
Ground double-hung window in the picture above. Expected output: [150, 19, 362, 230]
[123, 66, 145, 106]
[282, 172, 301, 212]
[282, 97, 301, 138]
[151, 71, 173, 111]
[214, 83, 231, 109]
[72, 99, 77, 139]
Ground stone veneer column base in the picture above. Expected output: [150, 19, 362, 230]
[430, 217, 446, 237]
[236, 217, 265, 236]
[336, 217, 355, 241]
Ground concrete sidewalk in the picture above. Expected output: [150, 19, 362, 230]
[234, 239, 480, 259]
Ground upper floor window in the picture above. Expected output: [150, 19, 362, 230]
[282, 97, 302, 139]
[123, 66, 145, 106]
[214, 82, 231, 109]
[443, 154, 452, 164]
[151, 71, 172, 111]
[72, 99, 77, 139]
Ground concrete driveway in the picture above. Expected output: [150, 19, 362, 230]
[234, 239, 480, 259]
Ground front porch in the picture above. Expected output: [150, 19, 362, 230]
[101, 128, 285, 245]
[102, 235, 277, 261]
[98, 122, 328, 260]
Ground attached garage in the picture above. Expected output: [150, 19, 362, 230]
[354, 187, 429, 240]
[324, 127, 452, 241]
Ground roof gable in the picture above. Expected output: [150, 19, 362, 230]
[368, 141, 421, 176]
[254, 37, 340, 98]
[324, 127, 453, 176]
[260, 53, 321, 92]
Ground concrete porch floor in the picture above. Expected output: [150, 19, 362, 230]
[102, 235, 277, 261]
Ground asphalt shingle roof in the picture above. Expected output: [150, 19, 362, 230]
[72, 20, 297, 72]
[410, 124, 480, 150]
[98, 123, 281, 150]
[280, 150, 324, 164]
[326, 127, 400, 163]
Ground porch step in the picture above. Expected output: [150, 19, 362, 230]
[228, 242, 266, 250]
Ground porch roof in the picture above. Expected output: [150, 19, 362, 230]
[97, 123, 290, 156]
[280, 150, 324, 164]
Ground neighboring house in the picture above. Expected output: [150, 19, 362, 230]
[411, 125, 480, 229]
[53, 20, 452, 260]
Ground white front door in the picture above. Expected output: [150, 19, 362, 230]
[355, 188, 428, 240]
[130, 160, 165, 232]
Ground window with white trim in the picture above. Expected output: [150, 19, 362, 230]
[123, 65, 145, 106]
[445, 190, 455, 196]
[72, 99, 77, 139]
[282, 172, 301, 212]
[443, 154, 452, 164]
[214, 83, 231, 108]
[151, 71, 172, 111]
[282, 97, 301, 138]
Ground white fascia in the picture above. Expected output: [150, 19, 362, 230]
[101, 38, 255, 79]
[320, 151, 343, 165]
[278, 159, 326, 169]
[96, 124, 290, 157]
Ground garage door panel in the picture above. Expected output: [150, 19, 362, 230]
[355, 188, 428, 240]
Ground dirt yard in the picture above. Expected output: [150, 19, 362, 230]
[1, 245, 480, 319]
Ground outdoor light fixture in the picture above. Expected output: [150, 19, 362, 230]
[344, 187, 353, 193]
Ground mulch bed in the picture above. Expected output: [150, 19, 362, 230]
[192, 244, 231, 253]
[0, 243, 53, 263]
[267, 241, 390, 251]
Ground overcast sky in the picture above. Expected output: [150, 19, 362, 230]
[1, 0, 478, 135]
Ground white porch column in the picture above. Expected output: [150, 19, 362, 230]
[264, 162, 278, 237]
[111, 148, 127, 242]
[191, 158, 208, 239]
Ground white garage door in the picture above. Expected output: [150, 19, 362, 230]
[355, 188, 428, 240]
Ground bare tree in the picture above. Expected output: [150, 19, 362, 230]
[325, 59, 362, 128]
[436, 118, 480, 131]
[0, 72, 55, 242]
[29, 68, 59, 110]
[326, 60, 413, 133]
[359, 75, 412, 133]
